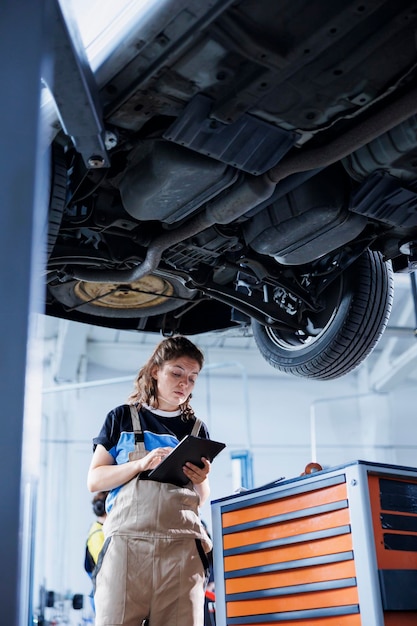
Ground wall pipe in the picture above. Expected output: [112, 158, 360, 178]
[42, 360, 252, 448]
[309, 392, 389, 463]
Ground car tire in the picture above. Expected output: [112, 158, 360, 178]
[47, 143, 67, 258]
[252, 250, 394, 380]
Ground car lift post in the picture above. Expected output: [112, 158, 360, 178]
[0, 1, 112, 622]
[0, 1, 49, 624]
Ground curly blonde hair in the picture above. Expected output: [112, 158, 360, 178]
[127, 335, 204, 420]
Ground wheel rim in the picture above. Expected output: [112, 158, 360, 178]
[264, 277, 343, 351]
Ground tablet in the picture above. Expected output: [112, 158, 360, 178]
[143, 435, 226, 487]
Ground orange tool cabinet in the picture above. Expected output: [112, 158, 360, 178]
[211, 460, 417, 626]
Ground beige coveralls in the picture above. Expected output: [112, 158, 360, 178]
[94, 406, 212, 626]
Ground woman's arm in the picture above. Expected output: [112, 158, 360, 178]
[87, 443, 173, 492]
[193, 477, 210, 506]
[183, 457, 211, 506]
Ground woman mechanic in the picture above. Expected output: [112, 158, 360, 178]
[87, 335, 213, 626]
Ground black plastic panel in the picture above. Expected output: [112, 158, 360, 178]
[383, 533, 417, 552]
[164, 94, 296, 175]
[379, 478, 417, 514]
[352, 173, 417, 227]
[381, 512, 417, 533]
[379, 569, 417, 610]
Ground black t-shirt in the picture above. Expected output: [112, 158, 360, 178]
[93, 404, 209, 459]
[92, 404, 209, 513]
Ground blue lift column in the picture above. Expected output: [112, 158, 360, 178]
[0, 1, 48, 624]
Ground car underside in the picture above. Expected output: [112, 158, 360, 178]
[44, 0, 417, 379]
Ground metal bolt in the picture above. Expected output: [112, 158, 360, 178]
[88, 155, 106, 168]
[104, 131, 118, 150]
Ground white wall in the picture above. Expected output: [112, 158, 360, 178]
[32, 340, 417, 624]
